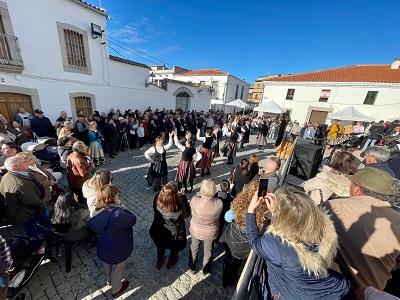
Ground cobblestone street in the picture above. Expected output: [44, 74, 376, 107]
[3, 135, 275, 300]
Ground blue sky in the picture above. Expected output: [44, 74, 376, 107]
[100, 0, 400, 83]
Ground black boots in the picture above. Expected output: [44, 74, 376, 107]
[227, 157, 233, 165]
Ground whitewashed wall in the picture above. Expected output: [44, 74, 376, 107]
[263, 82, 400, 123]
[1, 0, 214, 122]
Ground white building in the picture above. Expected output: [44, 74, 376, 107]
[0, 0, 212, 122]
[262, 60, 400, 124]
[152, 67, 251, 113]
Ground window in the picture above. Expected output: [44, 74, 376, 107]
[64, 29, 87, 70]
[212, 81, 219, 98]
[286, 89, 295, 100]
[240, 86, 244, 99]
[0, 2, 24, 71]
[319, 89, 331, 102]
[57, 22, 92, 75]
[235, 85, 239, 99]
[75, 96, 92, 116]
[363, 91, 378, 105]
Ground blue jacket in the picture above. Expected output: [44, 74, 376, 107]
[246, 213, 351, 299]
[30, 116, 56, 138]
[368, 162, 395, 177]
[89, 206, 136, 264]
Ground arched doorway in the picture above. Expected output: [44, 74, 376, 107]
[174, 87, 193, 112]
[176, 92, 190, 111]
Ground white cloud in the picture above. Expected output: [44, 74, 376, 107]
[108, 25, 146, 43]
[158, 45, 182, 54]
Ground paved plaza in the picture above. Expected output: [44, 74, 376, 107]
[2, 135, 276, 300]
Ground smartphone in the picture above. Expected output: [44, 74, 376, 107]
[258, 178, 269, 197]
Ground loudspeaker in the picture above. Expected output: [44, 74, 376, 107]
[289, 142, 324, 180]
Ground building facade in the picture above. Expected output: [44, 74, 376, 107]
[262, 61, 400, 124]
[0, 0, 212, 123]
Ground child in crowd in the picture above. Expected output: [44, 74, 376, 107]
[137, 122, 145, 150]
[215, 180, 234, 242]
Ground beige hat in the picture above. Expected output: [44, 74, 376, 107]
[347, 167, 395, 195]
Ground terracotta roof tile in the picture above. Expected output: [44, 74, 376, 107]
[177, 69, 228, 76]
[265, 65, 400, 83]
[70, 0, 108, 16]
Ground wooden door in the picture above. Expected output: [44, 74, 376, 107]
[309, 110, 328, 125]
[0, 93, 33, 123]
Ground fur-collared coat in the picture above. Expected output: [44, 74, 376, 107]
[246, 211, 351, 299]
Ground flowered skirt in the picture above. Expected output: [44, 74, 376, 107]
[195, 148, 212, 169]
[90, 141, 104, 166]
[175, 160, 196, 182]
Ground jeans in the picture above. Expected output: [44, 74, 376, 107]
[23, 205, 54, 250]
[362, 138, 377, 151]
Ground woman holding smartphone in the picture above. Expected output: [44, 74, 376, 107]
[246, 186, 353, 299]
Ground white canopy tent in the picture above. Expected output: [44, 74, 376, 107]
[327, 106, 374, 122]
[225, 99, 250, 109]
[253, 100, 287, 114]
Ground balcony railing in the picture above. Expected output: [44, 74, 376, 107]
[0, 33, 23, 67]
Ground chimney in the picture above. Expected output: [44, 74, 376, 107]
[391, 58, 400, 69]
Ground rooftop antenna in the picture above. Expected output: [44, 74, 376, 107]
[99, 0, 102, 8]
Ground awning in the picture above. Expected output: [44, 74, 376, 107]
[253, 100, 287, 113]
[327, 106, 374, 122]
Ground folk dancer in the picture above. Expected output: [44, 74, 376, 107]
[224, 126, 242, 165]
[240, 121, 251, 148]
[173, 132, 202, 193]
[195, 129, 217, 177]
[145, 132, 174, 191]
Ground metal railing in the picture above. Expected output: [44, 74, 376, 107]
[233, 137, 299, 299]
[0, 33, 23, 67]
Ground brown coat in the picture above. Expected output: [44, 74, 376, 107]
[28, 165, 56, 202]
[66, 152, 93, 188]
[323, 196, 400, 299]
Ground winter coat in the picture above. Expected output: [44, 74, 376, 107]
[323, 196, 400, 299]
[30, 116, 56, 138]
[189, 196, 222, 241]
[28, 165, 56, 202]
[149, 194, 190, 251]
[246, 211, 351, 299]
[302, 165, 351, 205]
[66, 151, 94, 188]
[89, 204, 136, 264]
[220, 221, 250, 260]
[0, 171, 45, 224]
[368, 123, 385, 140]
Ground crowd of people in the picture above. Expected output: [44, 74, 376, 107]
[0, 105, 399, 299]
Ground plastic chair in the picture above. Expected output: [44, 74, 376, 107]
[36, 223, 93, 273]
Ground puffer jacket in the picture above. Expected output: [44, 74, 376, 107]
[220, 222, 250, 260]
[89, 204, 136, 264]
[0, 171, 45, 224]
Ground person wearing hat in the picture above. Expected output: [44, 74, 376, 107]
[323, 167, 400, 299]
[30, 109, 56, 138]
